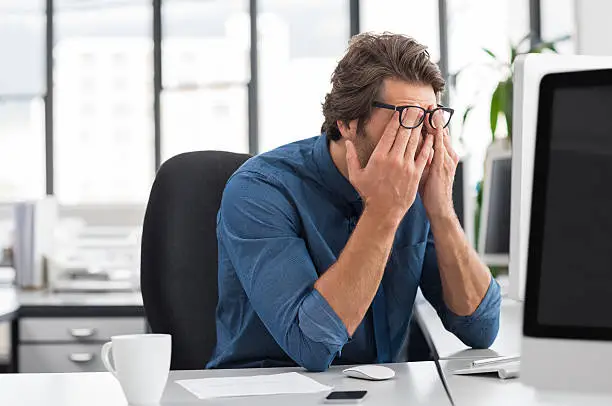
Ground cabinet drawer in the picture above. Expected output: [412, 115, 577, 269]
[20, 317, 145, 342]
[19, 343, 107, 373]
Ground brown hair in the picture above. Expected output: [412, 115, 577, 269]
[321, 32, 445, 141]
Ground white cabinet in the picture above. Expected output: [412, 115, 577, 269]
[18, 317, 145, 373]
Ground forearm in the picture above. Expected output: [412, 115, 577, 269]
[429, 214, 491, 316]
[314, 206, 399, 336]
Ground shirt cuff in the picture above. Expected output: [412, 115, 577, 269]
[444, 277, 501, 322]
[442, 277, 502, 348]
[298, 289, 350, 349]
[451, 277, 501, 320]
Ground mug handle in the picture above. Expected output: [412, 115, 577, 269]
[101, 342, 117, 377]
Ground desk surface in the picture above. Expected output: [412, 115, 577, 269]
[415, 296, 522, 360]
[0, 287, 19, 322]
[0, 362, 452, 406]
[0, 287, 144, 319]
[439, 359, 612, 406]
[18, 290, 143, 307]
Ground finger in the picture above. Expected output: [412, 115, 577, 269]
[419, 166, 430, 194]
[445, 149, 454, 168]
[432, 108, 447, 130]
[397, 106, 423, 156]
[390, 123, 412, 159]
[404, 122, 421, 160]
[373, 111, 401, 156]
[443, 131, 460, 164]
[422, 163, 430, 179]
[441, 128, 452, 151]
[345, 140, 361, 178]
[427, 114, 445, 168]
[415, 133, 434, 173]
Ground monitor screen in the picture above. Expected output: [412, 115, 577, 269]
[484, 157, 512, 255]
[453, 160, 465, 229]
[524, 69, 612, 340]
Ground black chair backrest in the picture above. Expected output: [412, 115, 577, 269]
[141, 151, 250, 370]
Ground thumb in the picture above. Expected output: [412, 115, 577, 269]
[345, 140, 361, 179]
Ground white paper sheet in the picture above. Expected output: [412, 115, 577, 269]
[176, 372, 332, 399]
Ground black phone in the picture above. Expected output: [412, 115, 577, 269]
[325, 390, 368, 403]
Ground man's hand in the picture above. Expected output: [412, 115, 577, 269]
[420, 107, 460, 221]
[345, 111, 433, 225]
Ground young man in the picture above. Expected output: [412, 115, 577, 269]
[207, 33, 501, 371]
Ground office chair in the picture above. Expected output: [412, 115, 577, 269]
[141, 151, 250, 370]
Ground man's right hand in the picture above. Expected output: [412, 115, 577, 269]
[345, 111, 433, 225]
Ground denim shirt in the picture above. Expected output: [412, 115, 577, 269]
[207, 134, 501, 371]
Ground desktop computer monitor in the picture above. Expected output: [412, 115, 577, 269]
[478, 146, 511, 267]
[520, 65, 612, 394]
[452, 160, 466, 230]
[509, 54, 612, 301]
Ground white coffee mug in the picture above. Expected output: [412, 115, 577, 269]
[101, 334, 171, 405]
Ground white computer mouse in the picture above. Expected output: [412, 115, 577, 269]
[342, 365, 396, 381]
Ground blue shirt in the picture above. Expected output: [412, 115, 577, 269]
[207, 134, 501, 372]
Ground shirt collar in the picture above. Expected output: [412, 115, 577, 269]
[313, 134, 362, 211]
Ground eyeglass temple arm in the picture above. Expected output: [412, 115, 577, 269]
[372, 101, 399, 110]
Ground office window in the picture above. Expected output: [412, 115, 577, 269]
[447, 0, 529, 187]
[0, 1, 46, 199]
[258, 0, 349, 152]
[161, 0, 249, 161]
[360, 0, 440, 62]
[54, 0, 154, 204]
[541, 0, 576, 54]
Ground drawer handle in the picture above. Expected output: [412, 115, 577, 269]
[69, 328, 97, 338]
[69, 353, 94, 363]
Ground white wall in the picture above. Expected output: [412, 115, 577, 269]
[575, 0, 612, 55]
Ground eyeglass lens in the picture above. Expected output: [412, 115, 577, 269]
[400, 107, 451, 129]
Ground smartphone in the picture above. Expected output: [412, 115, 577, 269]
[325, 390, 368, 403]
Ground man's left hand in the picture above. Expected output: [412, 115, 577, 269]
[420, 106, 460, 222]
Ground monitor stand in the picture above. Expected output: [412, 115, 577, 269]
[522, 336, 612, 395]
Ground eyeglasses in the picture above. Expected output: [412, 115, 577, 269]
[372, 101, 454, 130]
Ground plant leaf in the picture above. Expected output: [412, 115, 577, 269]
[503, 79, 513, 141]
[462, 105, 475, 126]
[517, 32, 533, 48]
[530, 40, 559, 54]
[449, 66, 468, 87]
[483, 48, 498, 60]
[490, 84, 502, 141]
[549, 34, 572, 44]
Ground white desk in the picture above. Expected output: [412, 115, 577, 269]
[0, 288, 19, 322]
[417, 298, 612, 405]
[439, 359, 612, 406]
[0, 362, 452, 405]
[415, 296, 522, 360]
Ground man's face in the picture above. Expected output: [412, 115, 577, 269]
[352, 78, 437, 168]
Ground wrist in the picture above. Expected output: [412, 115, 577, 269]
[428, 210, 460, 231]
[424, 198, 456, 223]
[361, 204, 403, 230]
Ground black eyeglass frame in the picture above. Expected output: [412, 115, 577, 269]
[372, 101, 455, 129]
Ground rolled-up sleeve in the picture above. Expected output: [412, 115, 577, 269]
[419, 230, 502, 348]
[218, 171, 349, 371]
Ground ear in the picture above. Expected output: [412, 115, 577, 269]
[337, 119, 359, 141]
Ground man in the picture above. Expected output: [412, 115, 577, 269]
[207, 33, 501, 372]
